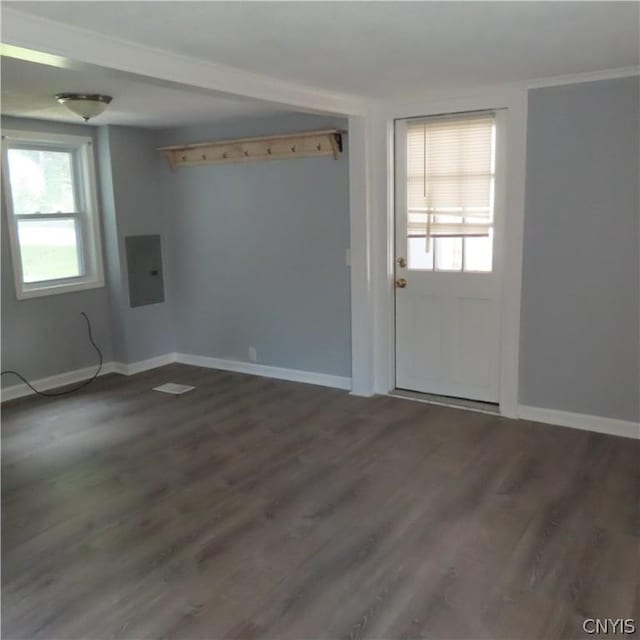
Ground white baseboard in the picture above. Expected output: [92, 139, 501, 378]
[1, 362, 118, 402]
[1, 351, 351, 401]
[112, 353, 176, 376]
[1, 353, 176, 402]
[11, 356, 634, 441]
[519, 405, 640, 440]
[174, 352, 352, 391]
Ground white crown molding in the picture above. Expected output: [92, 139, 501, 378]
[519, 405, 640, 440]
[174, 353, 352, 391]
[525, 66, 640, 89]
[0, 7, 368, 117]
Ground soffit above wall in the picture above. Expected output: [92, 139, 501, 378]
[0, 54, 291, 128]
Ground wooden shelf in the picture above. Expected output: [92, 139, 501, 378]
[158, 129, 346, 169]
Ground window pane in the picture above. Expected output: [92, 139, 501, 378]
[435, 237, 462, 271]
[464, 235, 493, 272]
[408, 237, 434, 270]
[8, 149, 76, 214]
[17, 218, 82, 283]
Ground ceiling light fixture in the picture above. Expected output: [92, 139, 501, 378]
[55, 93, 112, 122]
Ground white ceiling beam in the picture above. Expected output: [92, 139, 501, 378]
[1, 8, 369, 117]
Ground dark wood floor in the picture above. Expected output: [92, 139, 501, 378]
[2, 364, 638, 640]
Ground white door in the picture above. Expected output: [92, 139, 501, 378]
[394, 111, 504, 403]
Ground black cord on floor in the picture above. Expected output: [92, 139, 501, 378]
[1, 312, 103, 397]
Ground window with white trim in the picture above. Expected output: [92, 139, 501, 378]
[2, 130, 104, 299]
[406, 112, 496, 272]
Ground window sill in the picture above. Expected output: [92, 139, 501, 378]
[16, 277, 105, 300]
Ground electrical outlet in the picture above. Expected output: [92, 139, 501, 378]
[248, 347, 257, 362]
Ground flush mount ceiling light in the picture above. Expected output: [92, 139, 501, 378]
[55, 93, 112, 122]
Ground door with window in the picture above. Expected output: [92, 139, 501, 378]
[395, 111, 503, 402]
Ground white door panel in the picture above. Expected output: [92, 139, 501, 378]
[451, 298, 495, 389]
[396, 293, 443, 384]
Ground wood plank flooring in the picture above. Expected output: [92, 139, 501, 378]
[2, 364, 638, 639]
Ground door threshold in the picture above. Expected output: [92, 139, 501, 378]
[389, 389, 500, 416]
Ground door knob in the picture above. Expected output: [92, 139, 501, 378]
[396, 257, 407, 268]
[395, 278, 407, 288]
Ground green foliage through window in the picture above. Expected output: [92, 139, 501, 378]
[7, 148, 76, 214]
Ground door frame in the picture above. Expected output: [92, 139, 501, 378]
[366, 88, 528, 417]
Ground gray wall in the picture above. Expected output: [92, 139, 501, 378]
[1, 113, 350, 386]
[156, 113, 352, 377]
[520, 76, 640, 421]
[97, 125, 175, 363]
[1, 119, 175, 386]
[1, 116, 114, 385]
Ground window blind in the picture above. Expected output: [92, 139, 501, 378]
[407, 112, 495, 239]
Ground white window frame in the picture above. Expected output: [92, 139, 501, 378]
[2, 129, 104, 299]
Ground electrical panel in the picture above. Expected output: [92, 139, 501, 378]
[125, 235, 165, 308]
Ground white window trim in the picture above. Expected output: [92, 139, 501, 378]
[2, 128, 105, 300]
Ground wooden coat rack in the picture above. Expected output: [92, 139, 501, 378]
[158, 129, 346, 169]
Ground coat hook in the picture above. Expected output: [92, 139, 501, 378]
[267, 148, 272, 155]
[182, 155, 187, 161]
[202, 154, 207, 160]
[244, 150, 249, 157]
[222, 152, 227, 159]
[317, 144, 322, 151]
[291, 145, 296, 152]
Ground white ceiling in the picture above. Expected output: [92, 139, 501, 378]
[4, 1, 639, 98]
[0, 55, 288, 127]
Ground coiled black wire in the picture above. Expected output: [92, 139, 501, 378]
[1, 312, 103, 397]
